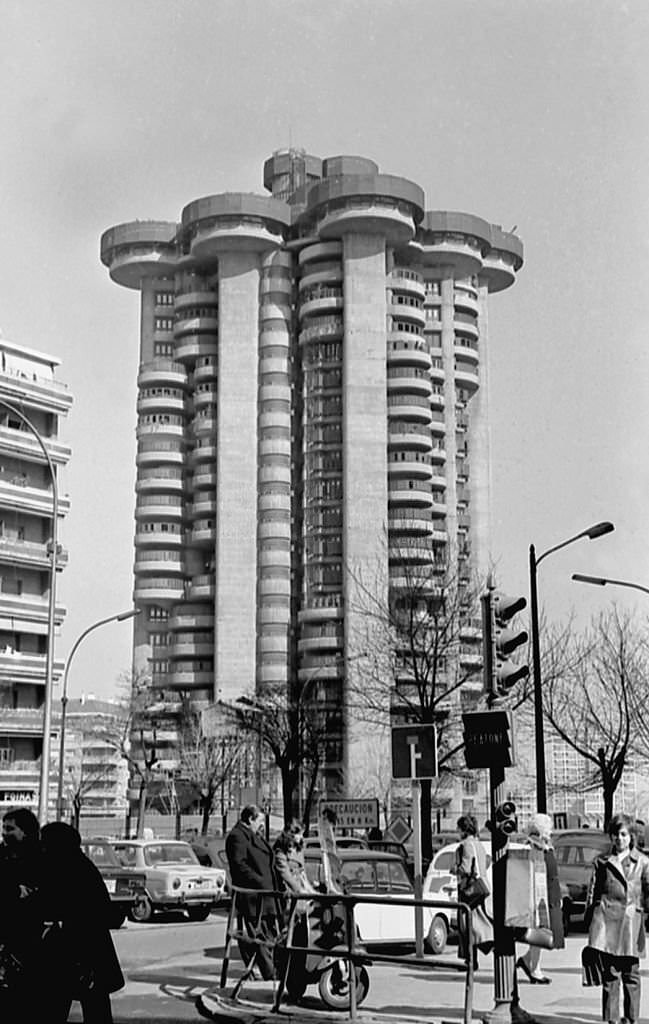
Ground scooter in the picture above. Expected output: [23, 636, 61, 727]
[278, 896, 371, 1010]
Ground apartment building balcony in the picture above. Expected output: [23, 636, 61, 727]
[386, 340, 431, 371]
[388, 395, 433, 422]
[454, 363, 479, 391]
[136, 440, 185, 468]
[419, 214, 490, 277]
[171, 632, 213, 659]
[387, 425, 434, 451]
[0, 707, 45, 735]
[174, 336, 218, 363]
[188, 442, 217, 466]
[133, 577, 185, 604]
[133, 550, 184, 575]
[388, 482, 434, 507]
[193, 385, 217, 411]
[298, 631, 344, 654]
[191, 520, 216, 546]
[297, 661, 343, 684]
[388, 458, 433, 481]
[136, 421, 184, 443]
[183, 196, 287, 259]
[137, 392, 186, 416]
[192, 361, 218, 388]
[187, 574, 214, 601]
[168, 606, 214, 632]
[0, 427, 71, 467]
[389, 270, 425, 300]
[134, 528, 184, 548]
[0, 594, 66, 627]
[191, 467, 216, 491]
[0, 652, 64, 686]
[168, 667, 214, 689]
[138, 360, 188, 390]
[174, 313, 219, 338]
[453, 290, 479, 314]
[388, 303, 426, 328]
[388, 507, 434, 534]
[0, 368, 73, 416]
[0, 536, 69, 570]
[299, 295, 343, 321]
[191, 414, 217, 438]
[136, 468, 186, 495]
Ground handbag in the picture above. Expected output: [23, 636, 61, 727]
[459, 851, 490, 911]
[581, 945, 603, 987]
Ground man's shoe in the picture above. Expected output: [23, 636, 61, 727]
[511, 1008, 537, 1024]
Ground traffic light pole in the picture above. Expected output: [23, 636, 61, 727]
[529, 544, 547, 813]
[483, 763, 516, 1024]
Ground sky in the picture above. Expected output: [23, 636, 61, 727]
[0, 0, 647, 700]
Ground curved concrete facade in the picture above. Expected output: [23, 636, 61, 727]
[101, 148, 523, 803]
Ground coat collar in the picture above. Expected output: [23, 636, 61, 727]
[605, 848, 639, 887]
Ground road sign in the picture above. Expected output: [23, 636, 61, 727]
[462, 709, 515, 769]
[384, 815, 412, 844]
[318, 798, 379, 830]
[391, 725, 437, 780]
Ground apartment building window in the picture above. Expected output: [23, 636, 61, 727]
[148, 608, 169, 622]
[0, 748, 15, 764]
[1, 578, 22, 596]
[154, 318, 174, 331]
[155, 293, 174, 306]
[154, 343, 174, 356]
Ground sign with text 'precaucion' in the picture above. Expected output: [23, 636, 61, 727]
[318, 799, 380, 830]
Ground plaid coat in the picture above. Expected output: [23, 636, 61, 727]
[586, 849, 649, 958]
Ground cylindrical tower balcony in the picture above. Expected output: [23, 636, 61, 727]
[134, 527, 184, 548]
[419, 212, 491, 278]
[298, 315, 344, 348]
[175, 336, 218, 363]
[187, 574, 215, 601]
[134, 576, 185, 604]
[389, 269, 425, 300]
[298, 241, 343, 267]
[100, 221, 176, 290]
[387, 371, 432, 397]
[481, 226, 524, 293]
[388, 456, 433, 481]
[174, 290, 218, 312]
[181, 194, 290, 260]
[189, 496, 216, 519]
[388, 507, 435, 535]
[188, 441, 217, 465]
[388, 423, 434, 451]
[137, 390, 185, 416]
[136, 438, 184, 468]
[192, 359, 218, 385]
[193, 385, 218, 410]
[388, 395, 433, 422]
[191, 466, 216, 491]
[306, 174, 424, 246]
[168, 604, 214, 632]
[136, 420, 185, 444]
[453, 314, 478, 338]
[174, 313, 219, 337]
[454, 361, 480, 391]
[388, 482, 434, 508]
[133, 550, 185, 574]
[299, 295, 344, 321]
[135, 494, 184, 520]
[453, 288, 479, 313]
[191, 519, 216, 546]
[258, 518, 291, 542]
[388, 302, 426, 328]
[168, 664, 214, 690]
[171, 632, 214, 659]
[299, 264, 343, 293]
[138, 360, 188, 390]
[191, 412, 217, 438]
[386, 339, 431, 372]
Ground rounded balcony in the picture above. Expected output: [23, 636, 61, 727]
[388, 508, 434, 534]
[297, 662, 343, 684]
[168, 605, 214, 632]
[453, 289, 479, 314]
[193, 387, 217, 411]
[174, 313, 219, 337]
[298, 316, 344, 348]
[390, 270, 425, 300]
[388, 457, 433, 481]
[136, 468, 185, 495]
[168, 667, 214, 690]
[258, 410, 291, 432]
[175, 336, 218, 364]
[419, 212, 491, 277]
[137, 390, 185, 416]
[387, 372, 432, 397]
[453, 315, 478, 338]
[135, 495, 184, 520]
[174, 291, 217, 312]
[298, 631, 344, 654]
[189, 496, 216, 519]
[136, 440, 184, 468]
[188, 441, 217, 466]
[482, 227, 523, 293]
[299, 296, 344, 321]
[429, 360, 445, 383]
[388, 395, 433, 422]
[454, 362, 480, 390]
[298, 241, 343, 267]
[298, 265, 343, 293]
[306, 175, 424, 246]
[454, 340, 479, 363]
[259, 383, 291, 404]
[260, 273, 292, 298]
[133, 576, 185, 604]
[429, 415, 447, 436]
[136, 420, 184, 443]
[258, 518, 291, 542]
[259, 355, 289, 378]
[389, 540, 437, 563]
[386, 342, 431, 372]
[192, 359, 218, 385]
[134, 527, 184, 548]
[138, 360, 188, 390]
[388, 483, 434, 507]
[258, 576, 290, 598]
[259, 437, 291, 460]
[187, 574, 215, 601]
[171, 633, 214, 659]
[388, 425, 434, 451]
[191, 467, 216, 491]
[100, 221, 176, 290]
[388, 302, 426, 328]
[258, 491, 291, 514]
[134, 551, 184, 575]
[191, 520, 216, 546]
[181, 194, 289, 258]
[192, 416, 217, 440]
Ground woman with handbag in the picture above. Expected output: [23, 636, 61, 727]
[584, 813, 649, 1024]
[516, 813, 564, 985]
[455, 814, 492, 971]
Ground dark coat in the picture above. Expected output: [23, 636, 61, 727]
[226, 821, 277, 918]
[587, 849, 649, 959]
[41, 850, 125, 995]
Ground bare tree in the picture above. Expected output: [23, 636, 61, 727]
[347, 551, 486, 859]
[62, 743, 116, 829]
[542, 607, 646, 827]
[176, 701, 241, 835]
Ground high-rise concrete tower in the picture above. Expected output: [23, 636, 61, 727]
[100, 150, 523, 799]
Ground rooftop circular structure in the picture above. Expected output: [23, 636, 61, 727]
[321, 155, 379, 178]
[100, 221, 177, 289]
[181, 193, 291, 259]
[481, 224, 525, 292]
[305, 174, 425, 245]
[419, 211, 492, 277]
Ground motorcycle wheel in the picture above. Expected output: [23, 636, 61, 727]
[318, 962, 369, 1010]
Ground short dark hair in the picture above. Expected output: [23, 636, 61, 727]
[607, 812, 636, 846]
[284, 819, 303, 837]
[241, 804, 260, 825]
[41, 822, 81, 853]
[456, 814, 479, 837]
[3, 807, 40, 842]
[274, 831, 296, 855]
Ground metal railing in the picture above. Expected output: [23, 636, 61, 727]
[220, 884, 474, 1023]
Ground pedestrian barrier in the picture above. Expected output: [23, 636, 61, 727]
[219, 884, 475, 1024]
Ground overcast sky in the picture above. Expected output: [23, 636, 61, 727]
[0, 0, 647, 699]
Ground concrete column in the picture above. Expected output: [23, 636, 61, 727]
[469, 284, 491, 582]
[341, 232, 389, 796]
[215, 252, 261, 702]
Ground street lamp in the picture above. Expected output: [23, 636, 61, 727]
[572, 573, 649, 598]
[55, 608, 140, 820]
[0, 397, 59, 824]
[529, 521, 614, 812]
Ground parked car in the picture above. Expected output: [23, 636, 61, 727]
[82, 839, 147, 929]
[303, 835, 368, 851]
[553, 829, 611, 930]
[111, 839, 226, 923]
[190, 836, 231, 900]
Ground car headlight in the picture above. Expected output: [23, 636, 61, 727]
[172, 877, 182, 890]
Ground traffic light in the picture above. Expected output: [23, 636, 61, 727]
[494, 799, 518, 836]
[492, 592, 529, 697]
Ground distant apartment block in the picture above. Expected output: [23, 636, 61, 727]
[0, 337, 71, 811]
[100, 149, 523, 797]
[60, 696, 129, 819]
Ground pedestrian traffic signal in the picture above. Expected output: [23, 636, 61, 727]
[493, 592, 529, 697]
[495, 800, 518, 836]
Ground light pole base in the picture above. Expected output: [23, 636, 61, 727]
[481, 1002, 516, 1024]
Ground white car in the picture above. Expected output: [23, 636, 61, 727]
[111, 839, 226, 923]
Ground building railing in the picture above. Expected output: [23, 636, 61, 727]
[219, 884, 474, 1023]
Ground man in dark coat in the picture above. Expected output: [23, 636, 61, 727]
[225, 805, 278, 979]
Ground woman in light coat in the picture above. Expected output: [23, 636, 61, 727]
[585, 813, 649, 1024]
[516, 813, 564, 984]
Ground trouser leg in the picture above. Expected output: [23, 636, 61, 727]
[621, 956, 640, 1022]
[80, 988, 114, 1024]
[601, 953, 621, 1022]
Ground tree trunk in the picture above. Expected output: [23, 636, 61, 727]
[420, 777, 433, 862]
[603, 779, 615, 830]
[136, 778, 148, 838]
[73, 796, 81, 831]
[302, 761, 320, 832]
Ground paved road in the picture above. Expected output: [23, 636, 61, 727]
[68, 909, 649, 1023]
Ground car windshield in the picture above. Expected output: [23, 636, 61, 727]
[342, 861, 375, 890]
[375, 859, 412, 893]
[144, 843, 199, 866]
[84, 843, 119, 867]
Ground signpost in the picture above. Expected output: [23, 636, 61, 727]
[384, 815, 413, 845]
[462, 709, 515, 769]
[317, 798, 380, 831]
[391, 724, 437, 958]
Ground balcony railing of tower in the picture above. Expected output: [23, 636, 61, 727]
[298, 318, 343, 346]
[0, 367, 69, 393]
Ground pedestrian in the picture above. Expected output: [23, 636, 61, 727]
[0, 808, 45, 1018]
[39, 822, 124, 1023]
[516, 812, 564, 985]
[584, 813, 649, 1024]
[273, 824, 314, 913]
[225, 804, 279, 980]
[454, 814, 492, 971]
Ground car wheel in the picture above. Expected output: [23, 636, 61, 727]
[317, 963, 369, 1010]
[109, 910, 126, 930]
[186, 904, 211, 922]
[425, 914, 449, 955]
[129, 895, 154, 923]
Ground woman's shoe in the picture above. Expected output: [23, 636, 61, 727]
[516, 957, 536, 982]
[530, 974, 551, 985]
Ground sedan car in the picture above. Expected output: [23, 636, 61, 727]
[82, 839, 146, 929]
[553, 829, 611, 929]
[111, 839, 226, 922]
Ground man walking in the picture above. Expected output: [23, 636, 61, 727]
[225, 805, 277, 979]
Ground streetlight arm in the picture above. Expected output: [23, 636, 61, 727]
[572, 574, 649, 597]
[536, 521, 614, 567]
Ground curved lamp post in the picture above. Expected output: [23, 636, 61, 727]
[572, 573, 649, 598]
[530, 521, 614, 812]
[0, 397, 59, 823]
[55, 608, 140, 820]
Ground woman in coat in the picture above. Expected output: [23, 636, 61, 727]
[40, 822, 124, 1023]
[455, 814, 492, 971]
[516, 813, 564, 984]
[0, 808, 46, 1017]
[585, 813, 649, 1024]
